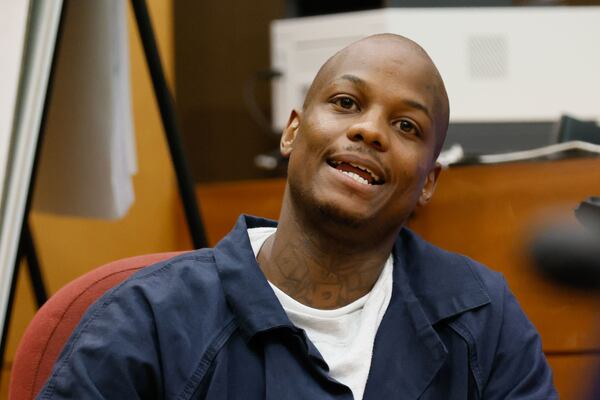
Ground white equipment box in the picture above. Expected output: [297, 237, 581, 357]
[271, 7, 600, 130]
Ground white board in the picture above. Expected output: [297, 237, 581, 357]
[0, 1, 31, 208]
[0, 0, 64, 341]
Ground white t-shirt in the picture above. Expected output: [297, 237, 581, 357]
[248, 227, 393, 400]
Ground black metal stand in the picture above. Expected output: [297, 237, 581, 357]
[130, 0, 208, 249]
[0, 224, 48, 373]
[1, 0, 208, 373]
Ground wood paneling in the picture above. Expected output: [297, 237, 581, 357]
[174, 0, 284, 183]
[197, 178, 286, 244]
[547, 354, 600, 399]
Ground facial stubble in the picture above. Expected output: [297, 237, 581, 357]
[288, 172, 367, 230]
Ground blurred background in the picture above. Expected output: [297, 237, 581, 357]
[174, 0, 600, 183]
[2, 0, 600, 399]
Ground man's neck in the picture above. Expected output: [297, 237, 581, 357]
[257, 202, 397, 310]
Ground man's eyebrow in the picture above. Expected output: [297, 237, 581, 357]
[334, 74, 366, 87]
[403, 99, 431, 120]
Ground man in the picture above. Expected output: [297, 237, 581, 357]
[39, 34, 556, 399]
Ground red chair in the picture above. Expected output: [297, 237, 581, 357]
[8, 251, 186, 400]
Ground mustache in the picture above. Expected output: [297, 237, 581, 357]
[338, 144, 390, 177]
[341, 144, 381, 160]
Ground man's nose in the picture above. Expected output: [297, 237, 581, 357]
[346, 111, 389, 151]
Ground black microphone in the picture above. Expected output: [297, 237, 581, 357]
[529, 197, 600, 290]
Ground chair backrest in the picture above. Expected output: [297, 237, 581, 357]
[8, 251, 187, 400]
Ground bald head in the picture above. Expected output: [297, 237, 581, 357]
[302, 34, 450, 156]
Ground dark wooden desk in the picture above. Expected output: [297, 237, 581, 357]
[196, 157, 600, 399]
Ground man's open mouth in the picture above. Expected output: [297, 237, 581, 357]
[327, 159, 384, 186]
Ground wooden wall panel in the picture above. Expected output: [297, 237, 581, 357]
[197, 178, 286, 244]
[547, 354, 600, 399]
[174, 0, 284, 183]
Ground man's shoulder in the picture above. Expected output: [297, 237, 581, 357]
[112, 248, 225, 304]
[39, 249, 237, 400]
[96, 248, 229, 326]
[72, 248, 235, 354]
[399, 230, 556, 398]
[125, 248, 219, 285]
[398, 228, 508, 323]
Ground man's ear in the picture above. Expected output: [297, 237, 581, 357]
[280, 110, 301, 158]
[418, 162, 442, 206]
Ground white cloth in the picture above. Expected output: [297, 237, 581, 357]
[248, 227, 393, 400]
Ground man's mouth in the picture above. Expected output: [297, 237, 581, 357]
[327, 160, 384, 186]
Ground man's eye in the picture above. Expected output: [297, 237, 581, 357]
[333, 96, 358, 110]
[396, 120, 419, 135]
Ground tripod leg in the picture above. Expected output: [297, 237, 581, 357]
[130, 0, 208, 249]
[0, 221, 48, 384]
[23, 223, 48, 307]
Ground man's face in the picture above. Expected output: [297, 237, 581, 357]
[282, 38, 444, 233]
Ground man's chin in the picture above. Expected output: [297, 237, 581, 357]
[314, 201, 368, 229]
[289, 181, 369, 229]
